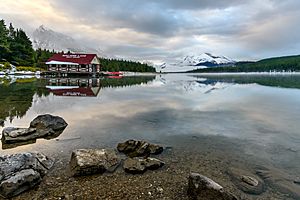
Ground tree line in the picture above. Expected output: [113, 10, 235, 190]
[0, 19, 156, 72]
[193, 75, 300, 89]
[189, 55, 300, 73]
[100, 58, 156, 72]
[0, 19, 54, 68]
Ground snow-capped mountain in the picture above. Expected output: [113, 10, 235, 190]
[31, 25, 106, 56]
[157, 53, 235, 72]
[179, 53, 235, 66]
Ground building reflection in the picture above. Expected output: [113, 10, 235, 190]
[45, 75, 157, 97]
[0, 76, 156, 122]
[46, 78, 101, 97]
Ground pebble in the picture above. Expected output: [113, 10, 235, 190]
[227, 167, 265, 195]
[294, 180, 300, 185]
[156, 187, 164, 193]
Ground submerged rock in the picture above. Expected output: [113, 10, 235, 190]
[70, 149, 121, 176]
[117, 140, 163, 158]
[123, 157, 164, 174]
[241, 176, 259, 187]
[0, 152, 54, 198]
[1, 114, 68, 145]
[187, 173, 237, 200]
[256, 166, 300, 199]
[227, 167, 265, 195]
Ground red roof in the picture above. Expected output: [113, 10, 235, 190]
[47, 53, 98, 65]
[48, 88, 99, 97]
[108, 76, 123, 79]
[105, 72, 123, 75]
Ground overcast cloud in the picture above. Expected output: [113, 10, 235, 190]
[1, 0, 300, 62]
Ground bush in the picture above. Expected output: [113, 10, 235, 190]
[16, 66, 38, 72]
[0, 62, 12, 71]
[4, 62, 11, 69]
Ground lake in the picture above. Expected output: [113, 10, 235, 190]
[1, 74, 300, 199]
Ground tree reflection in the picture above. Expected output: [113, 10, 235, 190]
[0, 76, 156, 122]
[0, 78, 49, 122]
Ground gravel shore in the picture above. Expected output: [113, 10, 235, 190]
[9, 135, 297, 200]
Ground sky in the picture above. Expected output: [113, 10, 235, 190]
[1, 0, 300, 62]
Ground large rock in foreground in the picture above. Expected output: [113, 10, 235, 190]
[123, 157, 164, 174]
[0, 152, 54, 198]
[70, 149, 121, 176]
[188, 173, 237, 200]
[2, 114, 68, 144]
[117, 140, 163, 158]
[30, 114, 68, 132]
[2, 127, 38, 143]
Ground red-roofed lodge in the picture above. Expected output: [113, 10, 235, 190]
[46, 53, 100, 74]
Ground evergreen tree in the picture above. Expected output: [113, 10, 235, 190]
[8, 23, 15, 38]
[0, 20, 9, 61]
[7, 23, 16, 63]
[99, 58, 156, 72]
[10, 28, 34, 66]
[34, 48, 54, 69]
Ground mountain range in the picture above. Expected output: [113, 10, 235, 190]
[30, 25, 236, 72]
[157, 53, 235, 72]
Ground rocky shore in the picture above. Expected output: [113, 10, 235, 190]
[1, 115, 299, 199]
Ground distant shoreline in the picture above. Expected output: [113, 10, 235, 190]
[1, 71, 300, 78]
[158, 71, 300, 75]
[187, 72, 300, 75]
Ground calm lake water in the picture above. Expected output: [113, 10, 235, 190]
[1, 74, 300, 198]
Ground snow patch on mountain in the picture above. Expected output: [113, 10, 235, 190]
[31, 25, 107, 57]
[157, 53, 235, 72]
[149, 74, 230, 94]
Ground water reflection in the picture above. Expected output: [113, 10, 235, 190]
[46, 78, 101, 97]
[0, 77, 49, 122]
[0, 75, 156, 127]
[192, 74, 300, 89]
[1, 74, 300, 198]
[2, 138, 37, 150]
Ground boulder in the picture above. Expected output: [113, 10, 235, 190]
[0, 169, 41, 198]
[227, 168, 265, 195]
[145, 157, 165, 170]
[30, 114, 68, 131]
[123, 158, 146, 174]
[187, 173, 238, 200]
[123, 157, 164, 174]
[70, 149, 121, 176]
[148, 144, 164, 155]
[117, 140, 163, 158]
[0, 119, 4, 126]
[0, 152, 54, 198]
[1, 114, 68, 144]
[2, 127, 38, 143]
